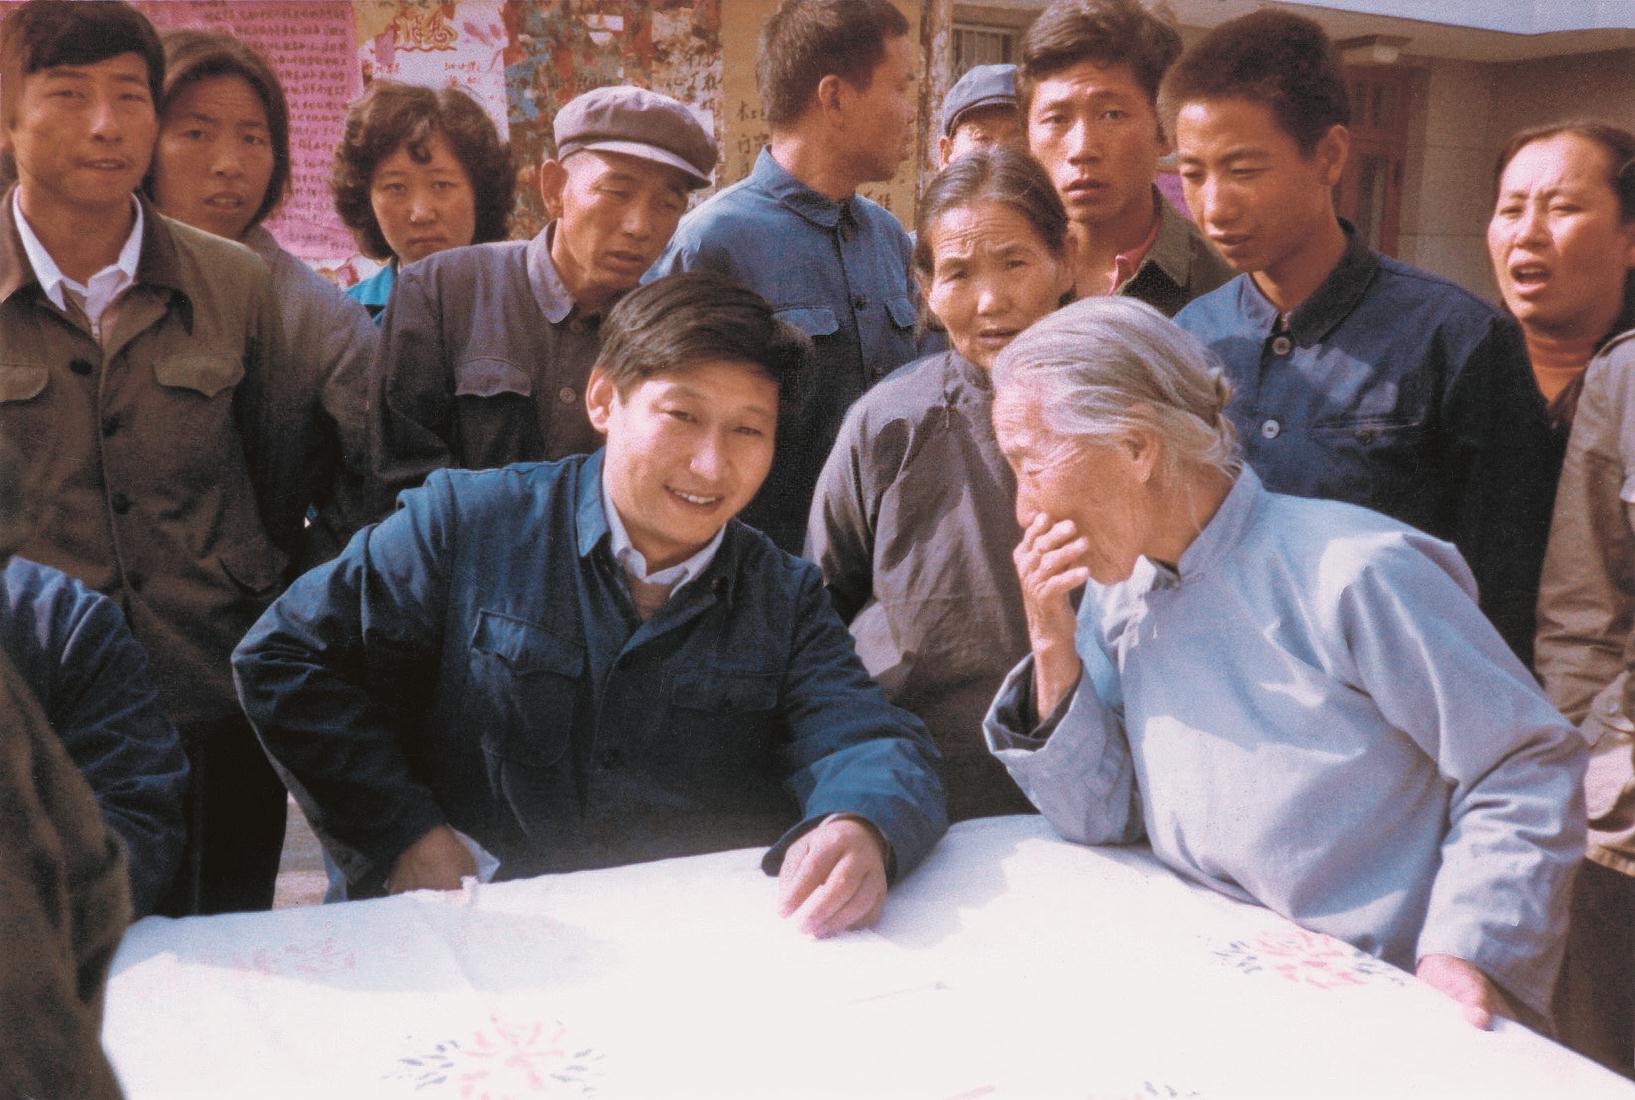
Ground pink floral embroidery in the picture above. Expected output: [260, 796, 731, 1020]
[390, 1016, 603, 1096]
[1215, 928, 1407, 989]
[224, 937, 357, 978]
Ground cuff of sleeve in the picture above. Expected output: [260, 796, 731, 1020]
[760, 812, 899, 882]
[984, 654, 1080, 753]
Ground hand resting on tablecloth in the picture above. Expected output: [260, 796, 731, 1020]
[777, 815, 889, 938]
[1417, 953, 1517, 1030]
[387, 824, 476, 894]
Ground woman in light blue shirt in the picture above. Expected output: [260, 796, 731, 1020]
[983, 295, 1586, 1032]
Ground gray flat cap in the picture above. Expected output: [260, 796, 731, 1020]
[941, 63, 1018, 136]
[553, 84, 718, 189]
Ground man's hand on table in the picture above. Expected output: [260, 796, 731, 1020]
[1416, 953, 1510, 1029]
[387, 824, 476, 894]
[777, 815, 889, 938]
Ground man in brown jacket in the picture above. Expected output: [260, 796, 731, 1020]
[1537, 328, 1635, 1078]
[0, 0, 324, 913]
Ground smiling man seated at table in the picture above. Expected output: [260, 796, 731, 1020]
[234, 272, 947, 934]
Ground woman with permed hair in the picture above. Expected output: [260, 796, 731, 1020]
[332, 80, 515, 321]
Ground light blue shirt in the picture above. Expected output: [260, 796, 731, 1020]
[985, 466, 1586, 1018]
[599, 471, 723, 593]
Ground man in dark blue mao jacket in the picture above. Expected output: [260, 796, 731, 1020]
[234, 272, 947, 934]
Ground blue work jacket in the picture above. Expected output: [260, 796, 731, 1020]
[649, 148, 921, 551]
[1174, 227, 1556, 662]
[233, 452, 947, 892]
[0, 556, 188, 917]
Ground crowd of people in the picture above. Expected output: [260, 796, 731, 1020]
[1, 0, 1632, 1092]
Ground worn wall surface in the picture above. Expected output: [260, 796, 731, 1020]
[1399, 48, 1635, 301]
[74, 0, 954, 277]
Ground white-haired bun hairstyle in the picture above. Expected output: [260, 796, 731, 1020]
[991, 295, 1241, 483]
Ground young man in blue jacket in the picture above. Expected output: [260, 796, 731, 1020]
[234, 272, 948, 933]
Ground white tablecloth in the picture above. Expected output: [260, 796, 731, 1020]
[105, 816, 1633, 1098]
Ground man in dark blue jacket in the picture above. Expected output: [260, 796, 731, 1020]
[1, 555, 189, 918]
[234, 272, 947, 934]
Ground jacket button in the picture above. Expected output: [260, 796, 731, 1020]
[852, 295, 868, 311]
[557, 386, 576, 405]
[1271, 335, 1292, 355]
[1355, 428, 1377, 445]
[127, 571, 146, 593]
[1260, 419, 1281, 440]
[70, 359, 95, 376]
[101, 415, 120, 437]
[110, 491, 132, 514]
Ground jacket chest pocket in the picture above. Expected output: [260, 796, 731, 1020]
[154, 354, 244, 398]
[1308, 417, 1425, 496]
[453, 357, 542, 466]
[0, 362, 49, 404]
[466, 610, 582, 768]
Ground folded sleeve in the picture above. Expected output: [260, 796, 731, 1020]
[983, 640, 1144, 847]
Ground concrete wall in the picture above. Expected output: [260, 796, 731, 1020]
[1398, 47, 1635, 301]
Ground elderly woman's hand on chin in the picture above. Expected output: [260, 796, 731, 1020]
[1014, 512, 1090, 721]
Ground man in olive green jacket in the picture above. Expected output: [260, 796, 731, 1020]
[1536, 328, 1635, 1078]
[0, 0, 325, 913]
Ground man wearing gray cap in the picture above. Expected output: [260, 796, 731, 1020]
[367, 84, 717, 512]
[938, 63, 1023, 168]
[649, 0, 921, 553]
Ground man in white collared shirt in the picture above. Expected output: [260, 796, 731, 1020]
[0, 0, 329, 915]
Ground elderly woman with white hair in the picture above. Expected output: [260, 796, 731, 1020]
[983, 296, 1587, 1031]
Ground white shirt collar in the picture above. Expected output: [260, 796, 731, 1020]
[600, 470, 726, 594]
[11, 190, 144, 327]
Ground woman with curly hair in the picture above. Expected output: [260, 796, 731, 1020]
[332, 80, 515, 320]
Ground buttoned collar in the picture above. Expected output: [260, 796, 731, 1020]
[1237, 220, 1377, 347]
[11, 188, 143, 313]
[1, 188, 187, 322]
[575, 449, 738, 606]
[526, 223, 577, 324]
[598, 464, 725, 594]
[1144, 464, 1260, 590]
[750, 147, 856, 231]
[1136, 191, 1196, 294]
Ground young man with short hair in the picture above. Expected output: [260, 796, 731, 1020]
[937, 63, 1022, 168]
[1019, 0, 1230, 313]
[368, 84, 718, 512]
[650, 0, 922, 552]
[235, 272, 948, 931]
[1165, 10, 1555, 662]
[0, 0, 326, 913]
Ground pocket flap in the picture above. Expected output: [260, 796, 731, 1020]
[886, 295, 917, 330]
[0, 363, 48, 402]
[220, 538, 290, 596]
[154, 355, 244, 398]
[671, 668, 780, 713]
[773, 307, 840, 339]
[471, 610, 582, 676]
[455, 357, 532, 399]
